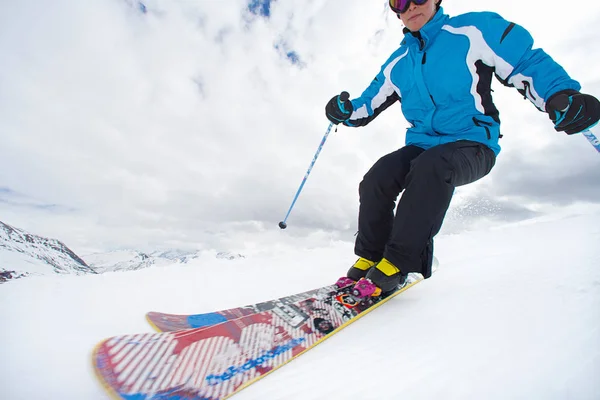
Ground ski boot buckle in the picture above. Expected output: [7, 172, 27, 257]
[352, 278, 382, 298]
[335, 277, 356, 289]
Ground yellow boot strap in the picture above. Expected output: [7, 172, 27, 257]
[377, 258, 400, 276]
[354, 257, 376, 271]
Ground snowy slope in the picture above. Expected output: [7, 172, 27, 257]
[1, 211, 599, 399]
[0, 251, 49, 282]
[0, 220, 94, 279]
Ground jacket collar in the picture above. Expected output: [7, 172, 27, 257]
[401, 7, 448, 50]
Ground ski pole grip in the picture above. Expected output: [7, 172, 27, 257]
[553, 94, 570, 112]
[550, 94, 571, 125]
[340, 91, 350, 102]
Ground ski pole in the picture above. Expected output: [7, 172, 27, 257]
[582, 125, 600, 153]
[278, 122, 335, 229]
[553, 95, 600, 153]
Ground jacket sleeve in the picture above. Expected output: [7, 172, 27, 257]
[470, 12, 580, 112]
[344, 59, 401, 127]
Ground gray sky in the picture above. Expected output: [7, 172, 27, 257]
[1, 0, 599, 254]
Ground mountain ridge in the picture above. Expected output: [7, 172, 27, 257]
[0, 220, 245, 282]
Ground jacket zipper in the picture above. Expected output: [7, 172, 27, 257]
[472, 117, 492, 140]
[522, 81, 536, 101]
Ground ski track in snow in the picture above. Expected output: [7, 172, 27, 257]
[1, 212, 599, 399]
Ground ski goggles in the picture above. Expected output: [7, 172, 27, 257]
[389, 0, 429, 14]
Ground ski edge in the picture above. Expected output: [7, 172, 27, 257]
[146, 313, 163, 333]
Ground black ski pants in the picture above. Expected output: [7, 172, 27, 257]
[355, 140, 496, 278]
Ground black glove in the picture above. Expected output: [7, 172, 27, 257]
[546, 89, 600, 135]
[325, 91, 353, 125]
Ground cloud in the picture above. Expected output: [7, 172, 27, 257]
[1, 0, 599, 252]
[0, 187, 74, 212]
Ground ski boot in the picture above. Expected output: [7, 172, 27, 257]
[346, 257, 376, 281]
[365, 258, 407, 294]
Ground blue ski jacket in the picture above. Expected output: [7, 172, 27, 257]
[345, 8, 580, 155]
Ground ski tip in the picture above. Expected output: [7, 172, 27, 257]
[92, 340, 124, 400]
[145, 313, 163, 333]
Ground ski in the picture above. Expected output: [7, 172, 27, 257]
[146, 286, 336, 332]
[94, 265, 436, 400]
[146, 256, 438, 332]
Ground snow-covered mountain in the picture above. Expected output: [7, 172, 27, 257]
[83, 250, 194, 273]
[83, 249, 245, 273]
[0, 220, 247, 281]
[0, 220, 95, 282]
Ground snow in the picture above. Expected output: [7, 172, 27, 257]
[0, 250, 51, 277]
[1, 211, 600, 399]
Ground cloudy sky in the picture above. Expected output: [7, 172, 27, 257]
[1, 0, 599, 254]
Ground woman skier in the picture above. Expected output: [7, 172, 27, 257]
[325, 0, 600, 294]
